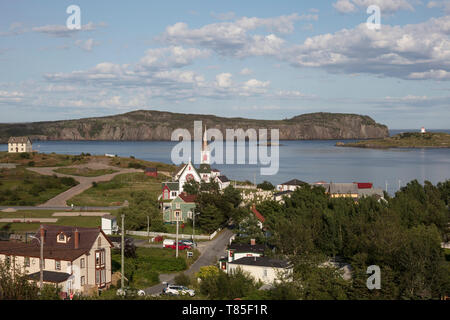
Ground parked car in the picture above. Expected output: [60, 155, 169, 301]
[163, 285, 195, 296]
[180, 239, 195, 247]
[163, 239, 175, 248]
[116, 287, 145, 297]
[167, 242, 192, 250]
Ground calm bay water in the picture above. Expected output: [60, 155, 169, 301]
[1, 129, 449, 195]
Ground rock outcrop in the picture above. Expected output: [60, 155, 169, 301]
[0, 110, 389, 142]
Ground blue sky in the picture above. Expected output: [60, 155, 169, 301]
[0, 0, 449, 128]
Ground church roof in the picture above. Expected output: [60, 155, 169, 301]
[197, 163, 212, 173]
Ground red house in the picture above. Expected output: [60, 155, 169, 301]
[145, 167, 158, 177]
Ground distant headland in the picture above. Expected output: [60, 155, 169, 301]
[0, 110, 389, 143]
[336, 132, 450, 149]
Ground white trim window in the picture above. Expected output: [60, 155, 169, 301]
[55, 260, 61, 270]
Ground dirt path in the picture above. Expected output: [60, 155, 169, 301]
[27, 163, 143, 207]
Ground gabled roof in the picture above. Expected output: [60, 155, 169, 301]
[216, 175, 229, 183]
[27, 271, 71, 283]
[0, 225, 112, 262]
[197, 163, 212, 173]
[176, 161, 200, 180]
[162, 181, 180, 191]
[178, 193, 197, 203]
[280, 179, 308, 186]
[229, 256, 290, 269]
[327, 183, 358, 194]
[251, 206, 265, 223]
[8, 136, 31, 144]
[228, 243, 266, 254]
[274, 190, 293, 197]
[211, 169, 220, 172]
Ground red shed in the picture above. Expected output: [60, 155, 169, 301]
[145, 167, 158, 177]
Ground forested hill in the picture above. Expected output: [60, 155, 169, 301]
[0, 110, 389, 143]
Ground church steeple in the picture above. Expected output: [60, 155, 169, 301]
[201, 125, 210, 164]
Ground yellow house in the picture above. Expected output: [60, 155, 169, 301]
[8, 136, 32, 153]
[0, 225, 113, 297]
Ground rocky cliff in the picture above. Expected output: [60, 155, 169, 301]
[0, 110, 389, 142]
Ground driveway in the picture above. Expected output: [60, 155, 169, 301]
[27, 165, 142, 207]
[143, 228, 234, 296]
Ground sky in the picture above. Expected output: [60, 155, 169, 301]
[0, 0, 449, 129]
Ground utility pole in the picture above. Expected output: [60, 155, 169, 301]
[176, 213, 179, 258]
[147, 215, 150, 243]
[398, 180, 402, 191]
[121, 214, 125, 289]
[39, 225, 44, 292]
[192, 212, 195, 242]
[385, 181, 389, 193]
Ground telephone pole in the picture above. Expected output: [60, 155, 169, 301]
[121, 214, 125, 289]
[176, 213, 179, 258]
[39, 225, 44, 291]
[147, 215, 150, 243]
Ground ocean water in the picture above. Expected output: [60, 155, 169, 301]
[1, 129, 449, 195]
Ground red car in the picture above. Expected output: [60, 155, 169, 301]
[167, 242, 192, 250]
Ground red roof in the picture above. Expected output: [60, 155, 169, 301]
[251, 206, 265, 223]
[179, 193, 197, 203]
[355, 182, 373, 189]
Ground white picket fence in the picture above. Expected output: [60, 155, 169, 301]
[126, 228, 221, 241]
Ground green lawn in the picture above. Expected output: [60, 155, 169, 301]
[0, 151, 90, 167]
[0, 167, 79, 206]
[68, 172, 164, 206]
[111, 247, 200, 289]
[53, 167, 118, 177]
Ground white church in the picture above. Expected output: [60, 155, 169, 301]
[160, 127, 230, 200]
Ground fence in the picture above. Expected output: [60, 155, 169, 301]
[126, 227, 222, 241]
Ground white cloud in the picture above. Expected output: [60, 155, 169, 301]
[32, 22, 106, 38]
[286, 16, 450, 80]
[216, 73, 233, 88]
[0, 90, 24, 103]
[239, 68, 253, 75]
[138, 46, 210, 69]
[333, 0, 414, 13]
[75, 38, 99, 52]
[427, 0, 450, 13]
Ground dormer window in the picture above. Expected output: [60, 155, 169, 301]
[57, 232, 67, 243]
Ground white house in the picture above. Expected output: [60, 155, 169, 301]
[215, 175, 231, 190]
[101, 215, 118, 235]
[8, 136, 32, 153]
[0, 225, 113, 298]
[227, 257, 293, 284]
[276, 179, 307, 192]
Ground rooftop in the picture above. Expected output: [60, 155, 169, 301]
[27, 271, 71, 284]
[8, 136, 31, 144]
[230, 256, 290, 268]
[228, 242, 266, 254]
[280, 179, 308, 186]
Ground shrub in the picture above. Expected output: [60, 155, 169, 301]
[28, 161, 35, 167]
[174, 273, 191, 287]
[20, 153, 31, 159]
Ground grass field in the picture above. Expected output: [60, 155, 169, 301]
[53, 167, 118, 177]
[0, 151, 91, 167]
[111, 247, 200, 289]
[0, 166, 79, 206]
[68, 172, 164, 206]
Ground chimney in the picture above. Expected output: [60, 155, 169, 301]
[250, 239, 256, 246]
[74, 229, 79, 249]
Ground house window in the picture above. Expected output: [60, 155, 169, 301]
[171, 191, 177, 197]
[98, 237, 102, 248]
[80, 258, 85, 269]
[163, 189, 170, 199]
[57, 233, 66, 243]
[95, 270, 100, 284]
[176, 203, 180, 209]
[24, 257, 30, 267]
[55, 261, 61, 270]
[95, 250, 105, 266]
[81, 276, 85, 286]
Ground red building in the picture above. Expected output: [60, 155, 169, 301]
[145, 167, 158, 177]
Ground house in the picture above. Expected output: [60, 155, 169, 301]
[226, 242, 265, 263]
[273, 190, 293, 202]
[0, 225, 113, 297]
[8, 136, 32, 153]
[161, 182, 180, 200]
[276, 179, 308, 191]
[313, 182, 384, 200]
[144, 167, 158, 177]
[101, 215, 118, 235]
[227, 256, 293, 284]
[250, 204, 265, 229]
[215, 175, 230, 190]
[163, 193, 197, 224]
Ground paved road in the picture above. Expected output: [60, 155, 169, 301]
[143, 228, 234, 296]
[27, 165, 142, 207]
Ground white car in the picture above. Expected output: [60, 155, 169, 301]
[163, 285, 195, 297]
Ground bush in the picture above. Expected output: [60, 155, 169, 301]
[20, 153, 31, 159]
[128, 163, 144, 169]
[257, 181, 275, 191]
[28, 161, 35, 167]
[174, 273, 191, 286]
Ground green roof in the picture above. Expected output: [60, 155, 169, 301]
[162, 182, 179, 191]
[197, 163, 212, 173]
